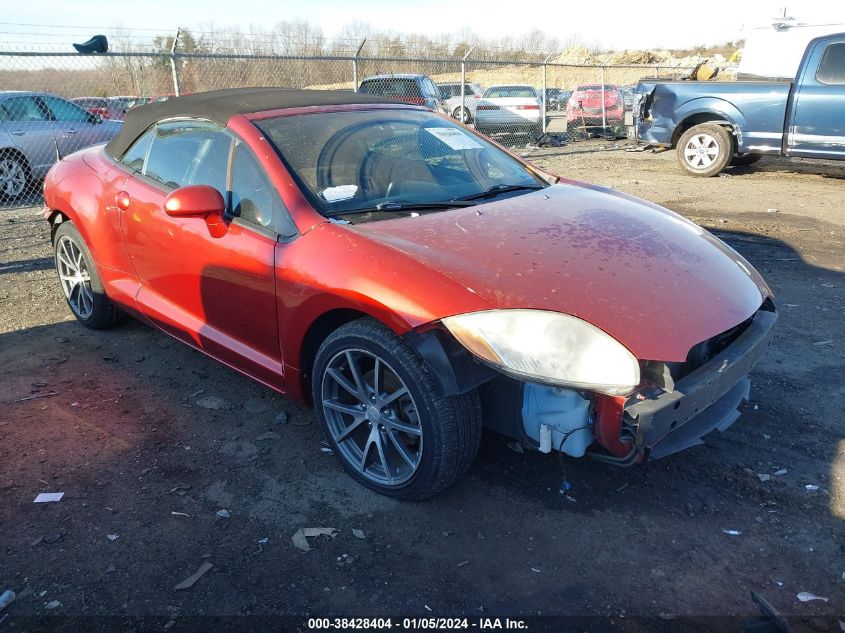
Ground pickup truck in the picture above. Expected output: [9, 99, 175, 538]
[633, 33, 845, 177]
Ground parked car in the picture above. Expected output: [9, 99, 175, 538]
[110, 95, 150, 111]
[437, 82, 483, 123]
[566, 84, 625, 131]
[43, 88, 777, 499]
[149, 94, 186, 104]
[358, 74, 447, 114]
[0, 91, 122, 199]
[475, 84, 542, 135]
[618, 86, 636, 109]
[634, 32, 845, 177]
[71, 97, 126, 121]
[543, 88, 570, 111]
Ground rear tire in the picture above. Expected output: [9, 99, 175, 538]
[0, 151, 30, 200]
[53, 222, 124, 329]
[452, 106, 472, 124]
[677, 123, 733, 177]
[312, 318, 482, 500]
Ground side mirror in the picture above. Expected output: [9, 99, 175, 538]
[88, 113, 103, 124]
[164, 185, 225, 218]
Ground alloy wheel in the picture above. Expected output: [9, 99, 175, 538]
[0, 157, 27, 197]
[683, 133, 720, 169]
[453, 107, 471, 123]
[56, 235, 94, 319]
[321, 349, 423, 487]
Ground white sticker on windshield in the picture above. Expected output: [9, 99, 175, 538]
[321, 185, 358, 202]
[424, 127, 483, 150]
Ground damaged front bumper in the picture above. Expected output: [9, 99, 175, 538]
[621, 306, 777, 460]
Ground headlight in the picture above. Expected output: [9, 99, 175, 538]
[442, 310, 640, 396]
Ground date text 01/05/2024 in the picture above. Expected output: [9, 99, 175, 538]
[306, 617, 529, 630]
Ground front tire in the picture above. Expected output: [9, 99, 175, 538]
[313, 318, 482, 500]
[53, 222, 124, 329]
[677, 123, 733, 177]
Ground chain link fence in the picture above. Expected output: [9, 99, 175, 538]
[0, 48, 693, 208]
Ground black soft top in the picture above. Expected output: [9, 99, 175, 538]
[104, 87, 396, 159]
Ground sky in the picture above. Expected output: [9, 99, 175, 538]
[4, 0, 845, 51]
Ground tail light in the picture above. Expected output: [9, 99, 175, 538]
[516, 105, 539, 110]
[403, 96, 427, 106]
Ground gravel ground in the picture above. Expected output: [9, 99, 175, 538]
[1, 141, 843, 631]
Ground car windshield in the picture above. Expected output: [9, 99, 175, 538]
[484, 86, 537, 98]
[255, 108, 546, 217]
[360, 79, 421, 98]
[576, 85, 616, 92]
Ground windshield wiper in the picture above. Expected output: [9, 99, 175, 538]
[457, 183, 545, 202]
[326, 200, 476, 217]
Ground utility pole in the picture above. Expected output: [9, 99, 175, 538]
[170, 27, 181, 96]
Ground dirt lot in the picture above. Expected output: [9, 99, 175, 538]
[1, 142, 843, 631]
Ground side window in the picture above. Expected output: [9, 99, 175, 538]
[1, 96, 48, 122]
[120, 128, 155, 172]
[816, 43, 845, 84]
[144, 120, 231, 192]
[41, 96, 91, 122]
[390, 80, 420, 98]
[423, 79, 439, 98]
[230, 143, 292, 234]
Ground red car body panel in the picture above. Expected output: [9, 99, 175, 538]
[120, 172, 282, 386]
[352, 182, 766, 362]
[272, 221, 496, 401]
[43, 100, 771, 459]
[567, 87, 625, 123]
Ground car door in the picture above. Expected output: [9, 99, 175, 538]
[118, 119, 283, 387]
[787, 39, 845, 159]
[39, 95, 106, 157]
[0, 95, 58, 179]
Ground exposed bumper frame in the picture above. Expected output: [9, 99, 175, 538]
[625, 307, 778, 459]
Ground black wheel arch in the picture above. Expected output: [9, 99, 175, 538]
[46, 210, 71, 245]
[299, 309, 496, 405]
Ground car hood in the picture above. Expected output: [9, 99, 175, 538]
[352, 183, 768, 362]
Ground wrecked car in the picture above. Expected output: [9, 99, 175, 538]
[43, 88, 777, 499]
[634, 32, 845, 176]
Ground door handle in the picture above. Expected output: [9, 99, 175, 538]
[11, 130, 25, 136]
[66, 129, 78, 135]
[116, 191, 130, 210]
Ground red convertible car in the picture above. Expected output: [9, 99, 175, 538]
[44, 88, 777, 499]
